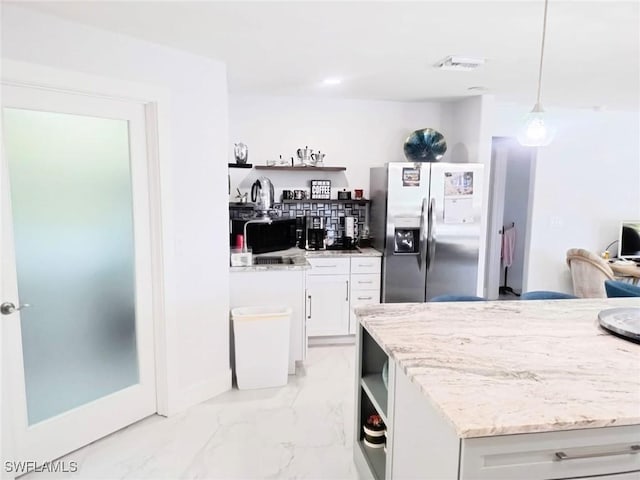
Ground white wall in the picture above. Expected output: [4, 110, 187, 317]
[228, 95, 447, 201]
[2, 5, 231, 412]
[442, 95, 494, 296]
[494, 103, 640, 293]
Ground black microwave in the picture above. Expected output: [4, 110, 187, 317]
[229, 218, 297, 254]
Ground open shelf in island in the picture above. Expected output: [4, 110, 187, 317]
[357, 440, 386, 480]
[361, 374, 388, 424]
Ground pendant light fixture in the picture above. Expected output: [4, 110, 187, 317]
[518, 0, 556, 146]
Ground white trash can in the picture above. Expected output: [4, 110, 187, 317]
[231, 306, 292, 390]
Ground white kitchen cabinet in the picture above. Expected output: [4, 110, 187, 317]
[305, 255, 382, 338]
[349, 258, 381, 334]
[305, 274, 350, 336]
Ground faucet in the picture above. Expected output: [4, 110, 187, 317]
[243, 216, 272, 252]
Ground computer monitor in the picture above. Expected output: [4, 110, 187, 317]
[619, 221, 640, 259]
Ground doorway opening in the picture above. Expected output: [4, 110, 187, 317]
[485, 137, 536, 300]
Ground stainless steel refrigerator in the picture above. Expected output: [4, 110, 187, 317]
[370, 162, 485, 303]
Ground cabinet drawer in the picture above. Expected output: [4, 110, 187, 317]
[460, 425, 640, 480]
[306, 257, 350, 275]
[350, 257, 381, 275]
[350, 274, 381, 292]
[350, 292, 379, 305]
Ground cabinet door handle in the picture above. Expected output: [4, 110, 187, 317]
[307, 294, 312, 319]
[358, 264, 373, 268]
[346, 280, 349, 301]
[555, 444, 640, 461]
[358, 280, 373, 284]
[357, 296, 373, 300]
[316, 264, 337, 268]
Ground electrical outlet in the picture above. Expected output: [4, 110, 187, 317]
[549, 216, 564, 228]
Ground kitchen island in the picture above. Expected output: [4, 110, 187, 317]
[353, 298, 640, 479]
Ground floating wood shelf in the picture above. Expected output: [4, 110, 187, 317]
[282, 199, 370, 204]
[228, 163, 253, 168]
[254, 165, 346, 172]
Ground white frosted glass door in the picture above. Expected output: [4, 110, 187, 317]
[2, 84, 156, 463]
[4, 108, 139, 425]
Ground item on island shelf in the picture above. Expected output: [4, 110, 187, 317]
[403, 128, 447, 162]
[363, 414, 386, 448]
[337, 189, 351, 200]
[381, 360, 389, 389]
[363, 435, 386, 449]
[233, 142, 249, 164]
[310, 179, 331, 200]
[354, 189, 364, 199]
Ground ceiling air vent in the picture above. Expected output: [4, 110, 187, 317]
[435, 56, 485, 71]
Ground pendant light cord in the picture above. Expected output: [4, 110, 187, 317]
[536, 0, 549, 106]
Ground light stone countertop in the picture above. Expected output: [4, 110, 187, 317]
[355, 298, 640, 438]
[230, 246, 382, 272]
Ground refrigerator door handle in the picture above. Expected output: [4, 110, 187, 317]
[419, 197, 428, 270]
[426, 198, 436, 272]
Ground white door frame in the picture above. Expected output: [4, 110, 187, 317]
[485, 138, 509, 299]
[1, 60, 177, 472]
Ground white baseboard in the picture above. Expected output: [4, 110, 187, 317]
[170, 368, 232, 415]
[308, 335, 356, 346]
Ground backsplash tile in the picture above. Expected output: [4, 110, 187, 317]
[229, 201, 368, 238]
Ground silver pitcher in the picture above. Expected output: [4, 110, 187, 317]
[296, 146, 314, 165]
[234, 143, 248, 164]
[311, 151, 326, 165]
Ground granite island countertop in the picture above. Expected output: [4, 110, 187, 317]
[230, 246, 381, 272]
[355, 298, 640, 438]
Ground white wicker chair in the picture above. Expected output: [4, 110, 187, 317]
[566, 248, 615, 298]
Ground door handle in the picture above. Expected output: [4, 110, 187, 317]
[1, 302, 30, 315]
[427, 198, 436, 272]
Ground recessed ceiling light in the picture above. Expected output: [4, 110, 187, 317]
[435, 56, 485, 71]
[322, 77, 342, 86]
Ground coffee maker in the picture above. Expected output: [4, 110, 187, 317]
[303, 216, 327, 250]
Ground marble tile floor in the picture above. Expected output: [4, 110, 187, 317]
[23, 345, 357, 480]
